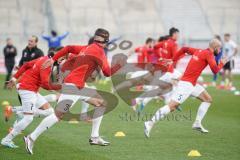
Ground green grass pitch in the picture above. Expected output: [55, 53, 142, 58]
[0, 74, 240, 160]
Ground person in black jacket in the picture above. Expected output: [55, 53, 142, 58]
[18, 35, 44, 67]
[3, 38, 17, 89]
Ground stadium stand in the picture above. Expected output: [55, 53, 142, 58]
[155, 0, 212, 41]
[0, 0, 239, 56]
[199, 0, 240, 41]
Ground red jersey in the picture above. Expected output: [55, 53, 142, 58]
[53, 43, 121, 88]
[154, 38, 178, 60]
[134, 46, 155, 63]
[14, 56, 60, 92]
[134, 46, 147, 63]
[173, 48, 224, 85]
[154, 38, 178, 72]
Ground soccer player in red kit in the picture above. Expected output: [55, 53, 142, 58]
[155, 28, 182, 88]
[125, 38, 154, 90]
[128, 38, 154, 66]
[24, 28, 125, 154]
[154, 27, 179, 61]
[154, 28, 183, 78]
[144, 38, 227, 137]
[1, 51, 63, 148]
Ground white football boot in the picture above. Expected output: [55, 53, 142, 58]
[144, 121, 154, 138]
[1, 138, 19, 148]
[89, 137, 110, 146]
[192, 121, 209, 133]
[24, 136, 34, 155]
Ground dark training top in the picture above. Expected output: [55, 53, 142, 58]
[3, 44, 17, 64]
[19, 46, 44, 67]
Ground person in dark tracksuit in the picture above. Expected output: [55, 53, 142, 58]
[3, 38, 17, 89]
[18, 35, 44, 67]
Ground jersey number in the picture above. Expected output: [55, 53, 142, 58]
[178, 94, 183, 101]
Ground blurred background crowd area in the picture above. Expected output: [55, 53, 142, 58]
[0, 0, 239, 72]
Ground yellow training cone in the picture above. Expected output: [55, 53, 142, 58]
[2, 101, 10, 106]
[68, 119, 79, 124]
[188, 150, 201, 157]
[114, 131, 126, 137]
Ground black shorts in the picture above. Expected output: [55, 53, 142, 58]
[223, 60, 234, 71]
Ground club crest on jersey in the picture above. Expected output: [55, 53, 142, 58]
[164, 42, 168, 47]
[162, 49, 168, 54]
[79, 52, 86, 57]
[193, 55, 199, 61]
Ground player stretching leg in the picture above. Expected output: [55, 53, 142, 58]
[1, 52, 62, 148]
[24, 28, 125, 154]
[1, 47, 64, 148]
[144, 39, 227, 137]
[133, 28, 182, 111]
